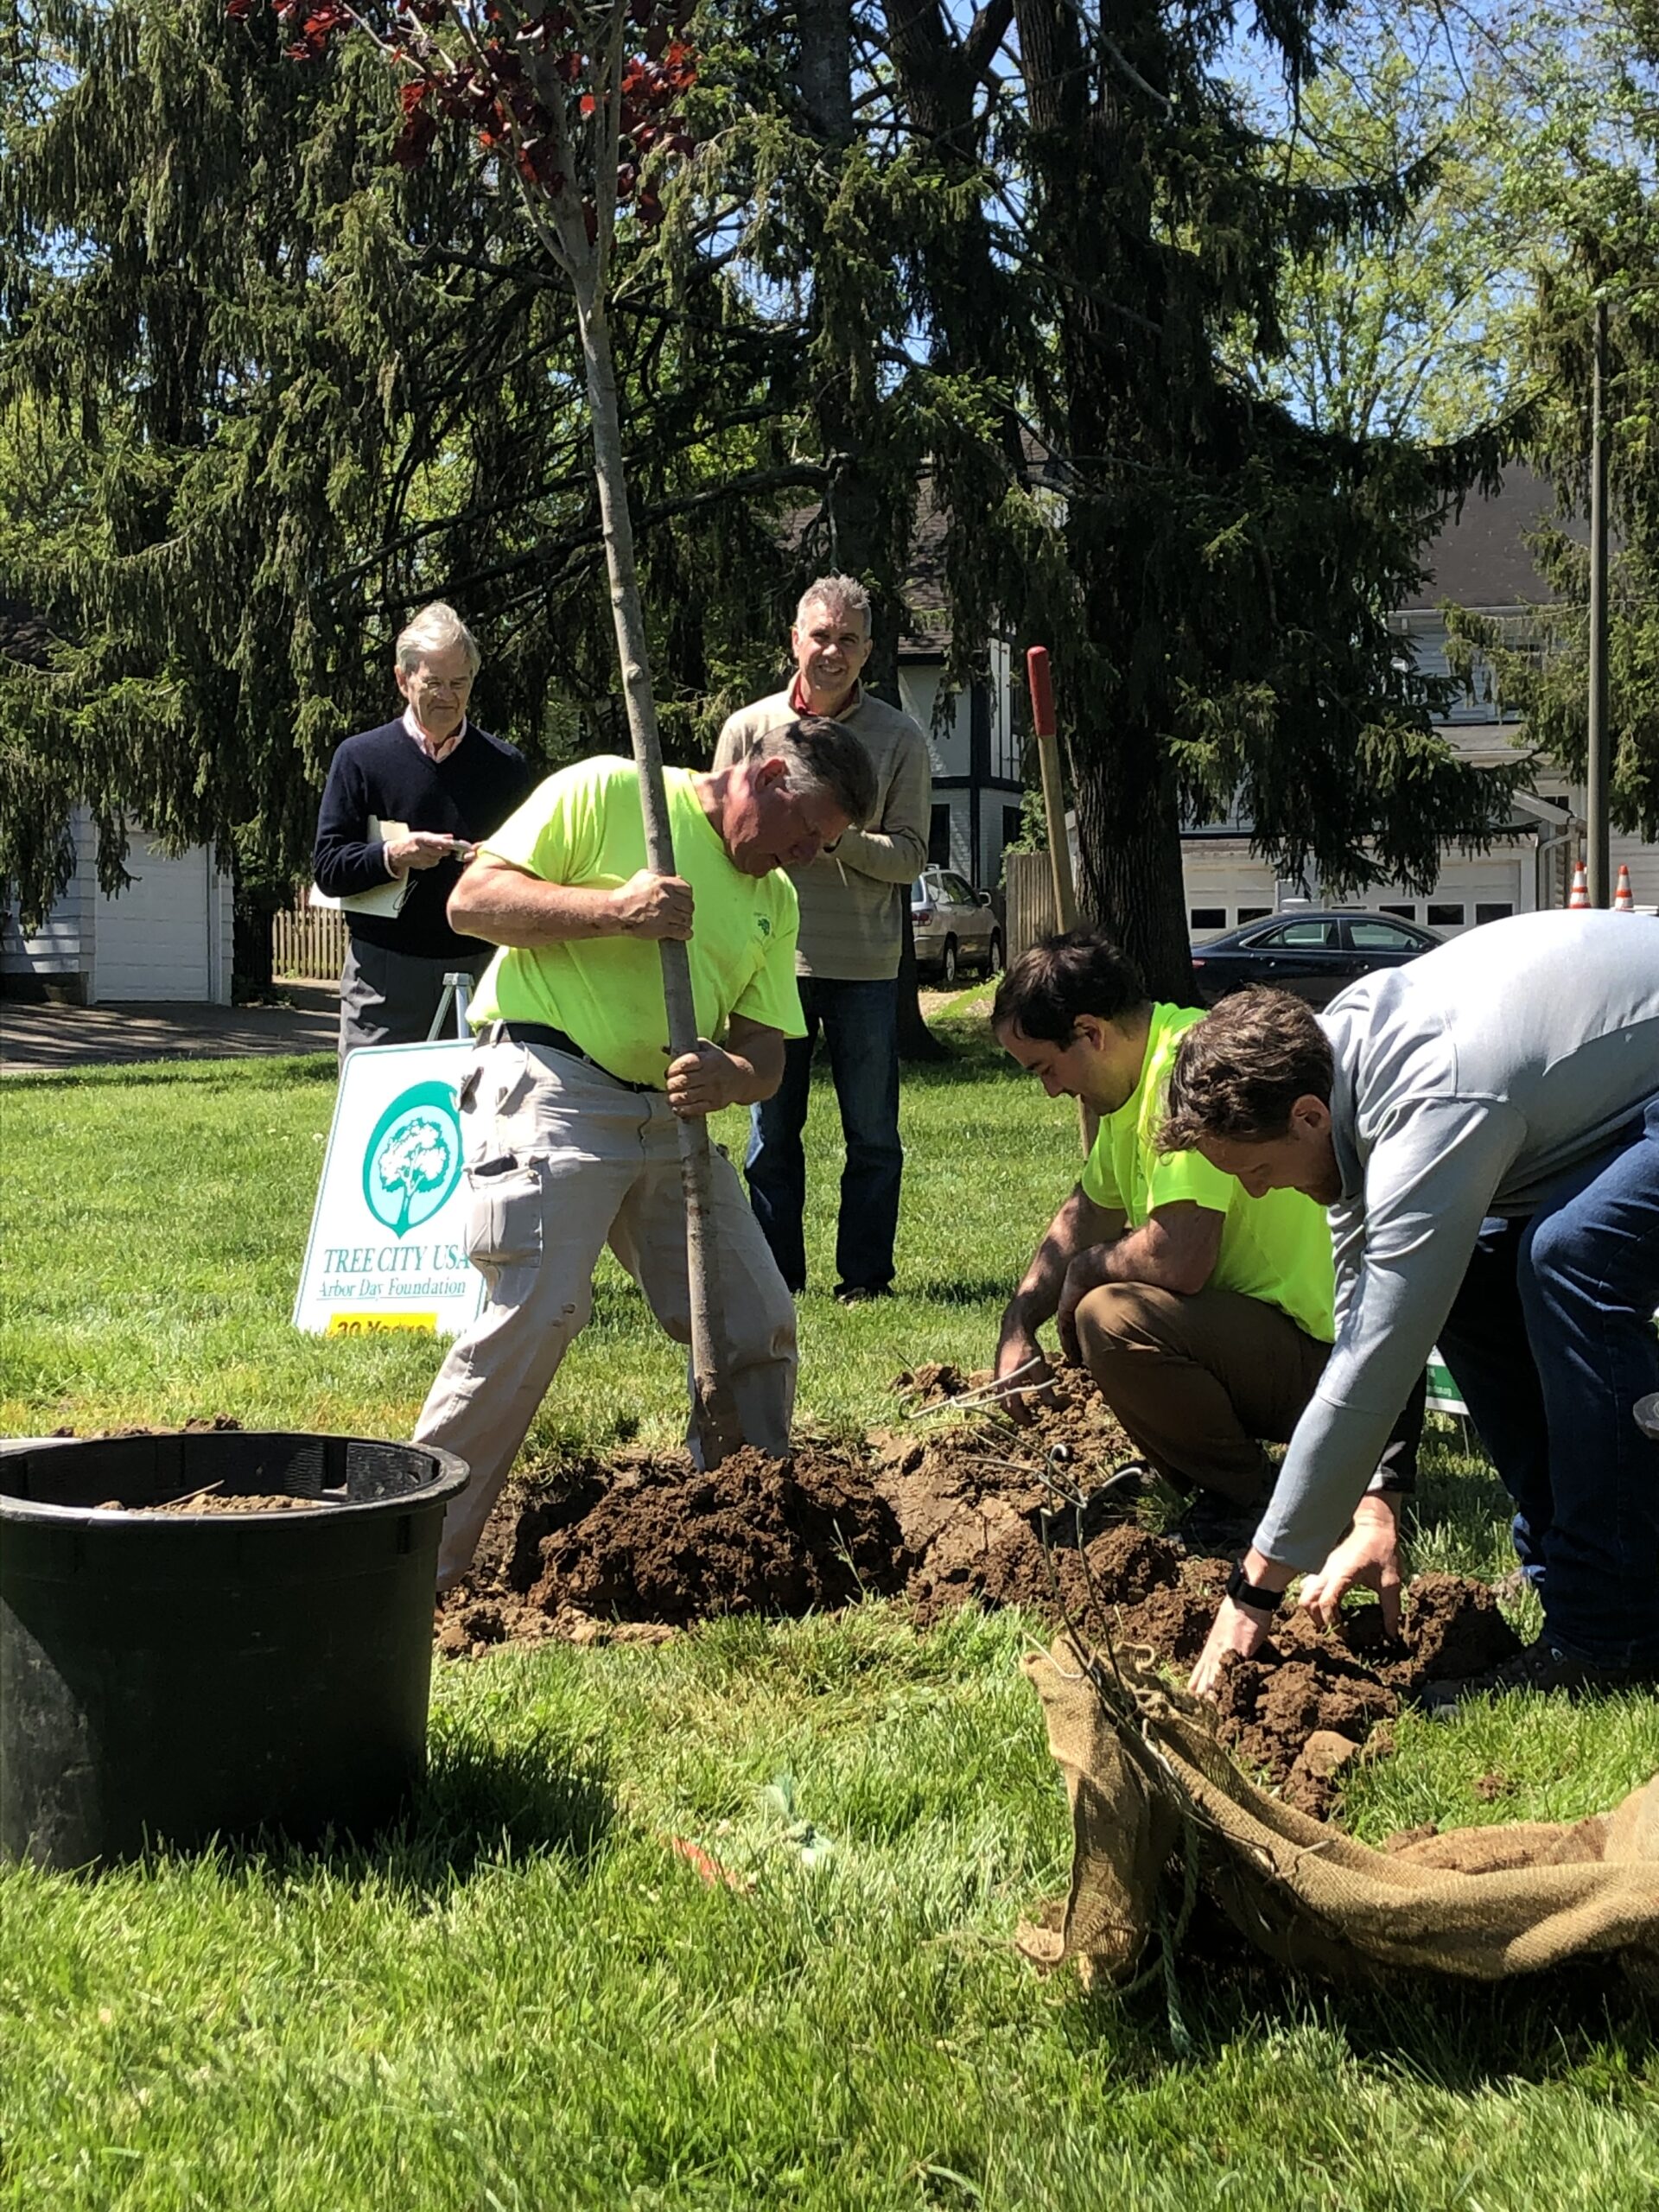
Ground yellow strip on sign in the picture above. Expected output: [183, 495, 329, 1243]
[325, 1313, 439, 1337]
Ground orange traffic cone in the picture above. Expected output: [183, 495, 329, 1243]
[1614, 862, 1636, 911]
[1568, 861, 1590, 909]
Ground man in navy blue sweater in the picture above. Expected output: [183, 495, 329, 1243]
[313, 603, 531, 1061]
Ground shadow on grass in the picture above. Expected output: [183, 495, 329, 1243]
[902, 1273, 1025, 1306]
[4, 1055, 337, 1092]
[1065, 1938, 1657, 2092]
[108, 1721, 619, 1895]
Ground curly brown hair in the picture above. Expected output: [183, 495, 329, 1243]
[1158, 988, 1333, 1151]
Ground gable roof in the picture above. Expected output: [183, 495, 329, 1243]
[1399, 464, 1576, 613]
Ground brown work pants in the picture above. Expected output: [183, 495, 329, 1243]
[1073, 1282, 1331, 1507]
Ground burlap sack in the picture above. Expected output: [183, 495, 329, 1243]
[1020, 1638, 1659, 1986]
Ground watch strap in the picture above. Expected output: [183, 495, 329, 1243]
[1225, 1559, 1284, 1614]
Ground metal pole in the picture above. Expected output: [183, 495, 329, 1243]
[1587, 296, 1611, 908]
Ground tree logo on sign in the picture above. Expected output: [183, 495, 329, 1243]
[363, 1081, 464, 1235]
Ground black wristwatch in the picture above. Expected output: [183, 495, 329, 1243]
[1225, 1560, 1285, 1614]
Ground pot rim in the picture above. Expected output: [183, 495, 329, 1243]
[0, 1432, 472, 1525]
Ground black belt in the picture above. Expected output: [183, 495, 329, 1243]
[487, 1020, 658, 1095]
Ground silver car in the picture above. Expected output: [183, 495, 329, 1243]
[911, 868, 1002, 987]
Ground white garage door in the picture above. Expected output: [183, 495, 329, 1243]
[92, 839, 213, 1001]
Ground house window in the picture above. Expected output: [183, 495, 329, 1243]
[1189, 907, 1227, 931]
[1427, 903, 1466, 928]
[1236, 906, 1271, 923]
[928, 804, 951, 866]
[1378, 903, 1416, 920]
[1002, 805, 1023, 849]
[1474, 902, 1514, 926]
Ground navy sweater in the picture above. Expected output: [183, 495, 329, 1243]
[313, 718, 531, 959]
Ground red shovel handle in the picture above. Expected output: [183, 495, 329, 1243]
[1026, 646, 1056, 739]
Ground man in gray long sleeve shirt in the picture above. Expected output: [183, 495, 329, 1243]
[713, 575, 931, 1299]
[1160, 911, 1659, 1700]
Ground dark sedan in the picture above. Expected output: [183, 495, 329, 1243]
[1190, 909, 1441, 1008]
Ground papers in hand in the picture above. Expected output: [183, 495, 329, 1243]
[309, 818, 415, 920]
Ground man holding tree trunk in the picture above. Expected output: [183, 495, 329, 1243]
[714, 576, 931, 1303]
[413, 720, 875, 1591]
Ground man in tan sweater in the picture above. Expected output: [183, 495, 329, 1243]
[713, 575, 931, 1300]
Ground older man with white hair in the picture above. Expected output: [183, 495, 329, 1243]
[713, 575, 931, 1302]
[314, 601, 531, 1061]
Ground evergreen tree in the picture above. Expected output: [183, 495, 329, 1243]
[1444, 10, 1659, 842]
[879, 0, 1526, 998]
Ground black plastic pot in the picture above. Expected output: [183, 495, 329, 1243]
[0, 1431, 468, 1869]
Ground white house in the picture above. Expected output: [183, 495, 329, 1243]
[899, 626, 1025, 891]
[2, 808, 234, 1006]
[1181, 467, 1659, 939]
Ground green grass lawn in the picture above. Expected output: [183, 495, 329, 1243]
[3, 1027, 1657, 2210]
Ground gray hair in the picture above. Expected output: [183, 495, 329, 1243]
[794, 575, 872, 637]
[395, 601, 480, 676]
[770, 715, 878, 828]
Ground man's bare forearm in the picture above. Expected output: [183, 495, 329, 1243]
[449, 858, 689, 949]
[1089, 1211, 1217, 1298]
[1005, 1188, 1118, 1332]
[447, 872, 619, 947]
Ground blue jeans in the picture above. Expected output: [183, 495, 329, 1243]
[1435, 1091, 1659, 1669]
[746, 977, 902, 1295]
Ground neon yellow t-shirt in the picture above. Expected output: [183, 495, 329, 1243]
[1080, 1001, 1336, 1344]
[468, 758, 805, 1087]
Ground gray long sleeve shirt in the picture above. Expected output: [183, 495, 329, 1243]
[1257, 909, 1659, 1571]
[713, 688, 931, 981]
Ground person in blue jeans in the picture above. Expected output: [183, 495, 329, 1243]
[1156, 910, 1659, 1703]
[713, 576, 931, 1300]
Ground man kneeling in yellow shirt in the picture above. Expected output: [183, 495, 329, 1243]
[992, 931, 1421, 1551]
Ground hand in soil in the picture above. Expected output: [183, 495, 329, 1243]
[1189, 1592, 1275, 1700]
[1300, 1497, 1403, 1636]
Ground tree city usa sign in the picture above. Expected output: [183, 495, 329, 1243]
[294, 1043, 487, 1336]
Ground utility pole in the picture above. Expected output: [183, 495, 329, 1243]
[1587, 296, 1611, 908]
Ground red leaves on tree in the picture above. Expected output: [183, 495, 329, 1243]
[232, 0, 700, 212]
[395, 105, 441, 164]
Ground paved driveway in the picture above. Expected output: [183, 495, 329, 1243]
[1, 983, 340, 1073]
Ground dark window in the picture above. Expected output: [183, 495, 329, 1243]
[1427, 903, 1465, 928]
[1189, 907, 1227, 930]
[1258, 919, 1337, 949]
[1003, 805, 1023, 850]
[1474, 901, 1514, 926]
[1348, 918, 1423, 951]
[928, 804, 951, 866]
[1378, 903, 1416, 920]
[1236, 906, 1271, 924]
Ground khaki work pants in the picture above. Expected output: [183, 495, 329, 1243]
[1073, 1282, 1331, 1507]
[415, 1041, 798, 1588]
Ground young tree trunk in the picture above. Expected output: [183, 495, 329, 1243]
[573, 270, 745, 1462]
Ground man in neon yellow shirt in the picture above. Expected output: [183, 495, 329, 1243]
[414, 720, 877, 1588]
[991, 930, 1421, 1544]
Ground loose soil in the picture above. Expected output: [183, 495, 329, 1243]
[437, 1367, 1522, 1805]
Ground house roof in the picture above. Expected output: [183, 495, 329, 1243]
[1398, 464, 1576, 613]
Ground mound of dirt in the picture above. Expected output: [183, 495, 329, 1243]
[436, 1444, 909, 1650]
[435, 1365, 1523, 1812]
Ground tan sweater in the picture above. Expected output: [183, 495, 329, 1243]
[713, 687, 931, 981]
